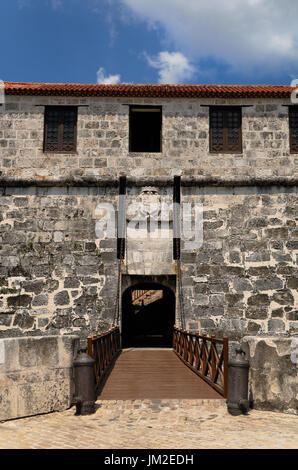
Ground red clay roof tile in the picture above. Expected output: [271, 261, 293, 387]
[3, 81, 296, 98]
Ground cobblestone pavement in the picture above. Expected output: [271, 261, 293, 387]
[0, 399, 297, 449]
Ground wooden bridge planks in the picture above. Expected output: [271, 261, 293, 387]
[97, 349, 223, 400]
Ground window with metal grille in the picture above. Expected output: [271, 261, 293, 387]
[129, 106, 162, 152]
[210, 106, 242, 153]
[44, 106, 77, 152]
[289, 106, 298, 154]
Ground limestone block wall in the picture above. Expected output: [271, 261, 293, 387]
[0, 334, 79, 421]
[0, 92, 297, 417]
[0, 184, 296, 344]
[241, 336, 297, 414]
[0, 187, 119, 340]
[0, 96, 297, 181]
[181, 186, 298, 342]
[126, 186, 175, 275]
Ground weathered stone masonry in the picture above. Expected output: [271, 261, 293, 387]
[0, 187, 119, 340]
[182, 186, 298, 338]
[0, 82, 297, 416]
[0, 84, 297, 415]
[0, 184, 296, 346]
[0, 94, 297, 180]
[0, 88, 297, 344]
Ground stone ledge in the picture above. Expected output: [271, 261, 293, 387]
[0, 176, 297, 188]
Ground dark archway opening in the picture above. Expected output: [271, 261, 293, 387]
[122, 282, 175, 348]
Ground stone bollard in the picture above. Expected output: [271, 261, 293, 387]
[73, 347, 96, 415]
[227, 347, 250, 416]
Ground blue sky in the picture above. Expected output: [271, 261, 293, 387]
[1, 0, 298, 85]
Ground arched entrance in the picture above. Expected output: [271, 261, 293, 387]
[122, 282, 176, 348]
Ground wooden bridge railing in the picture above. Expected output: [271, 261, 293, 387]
[173, 326, 229, 397]
[87, 327, 121, 390]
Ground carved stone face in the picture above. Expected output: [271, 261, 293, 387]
[138, 187, 160, 202]
[140, 187, 159, 196]
[127, 187, 161, 221]
[137, 187, 161, 218]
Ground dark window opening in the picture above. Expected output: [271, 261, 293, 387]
[210, 106, 242, 153]
[44, 106, 77, 153]
[289, 106, 298, 154]
[129, 106, 162, 152]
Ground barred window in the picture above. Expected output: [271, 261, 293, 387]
[210, 106, 242, 153]
[44, 106, 77, 152]
[289, 106, 298, 154]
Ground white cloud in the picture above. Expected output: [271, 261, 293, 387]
[119, 0, 298, 78]
[96, 67, 121, 84]
[146, 51, 196, 84]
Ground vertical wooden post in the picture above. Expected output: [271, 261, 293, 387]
[193, 337, 199, 370]
[223, 336, 229, 398]
[87, 337, 93, 358]
[197, 337, 203, 372]
[202, 333, 207, 376]
[87, 336, 97, 382]
[188, 336, 193, 366]
[186, 331, 189, 362]
[117, 327, 121, 351]
[211, 335, 216, 382]
[182, 331, 186, 360]
[100, 337, 104, 373]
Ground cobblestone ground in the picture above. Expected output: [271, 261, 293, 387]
[0, 399, 297, 449]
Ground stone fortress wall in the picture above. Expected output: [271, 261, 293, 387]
[0, 95, 297, 181]
[0, 94, 296, 341]
[0, 90, 297, 414]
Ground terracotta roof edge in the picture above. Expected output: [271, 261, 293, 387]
[2, 81, 297, 98]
